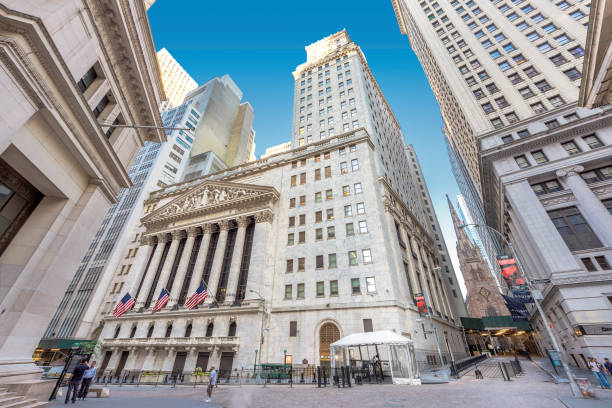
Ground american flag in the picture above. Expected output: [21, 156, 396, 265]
[113, 293, 135, 318]
[186, 282, 208, 310]
[152, 288, 169, 314]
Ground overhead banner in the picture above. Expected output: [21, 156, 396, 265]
[511, 288, 534, 303]
[414, 292, 428, 316]
[496, 255, 527, 289]
[502, 294, 530, 322]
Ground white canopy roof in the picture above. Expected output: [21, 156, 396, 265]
[330, 330, 413, 347]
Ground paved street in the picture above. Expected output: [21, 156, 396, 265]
[49, 360, 612, 408]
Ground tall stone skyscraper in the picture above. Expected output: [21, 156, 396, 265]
[448, 196, 507, 318]
[393, 1, 612, 363]
[157, 48, 198, 112]
[88, 31, 466, 380]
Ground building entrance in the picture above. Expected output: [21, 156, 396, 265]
[319, 323, 340, 367]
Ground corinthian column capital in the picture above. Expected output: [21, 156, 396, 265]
[171, 230, 186, 240]
[556, 165, 585, 178]
[237, 216, 250, 228]
[187, 226, 200, 237]
[219, 220, 232, 231]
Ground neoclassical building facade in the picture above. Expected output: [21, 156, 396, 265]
[96, 130, 467, 376]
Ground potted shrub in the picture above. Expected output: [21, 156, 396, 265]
[190, 367, 209, 384]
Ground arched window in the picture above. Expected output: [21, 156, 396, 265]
[228, 321, 236, 337]
[113, 325, 121, 339]
[165, 324, 173, 338]
[146, 324, 154, 338]
[129, 325, 137, 338]
[185, 323, 192, 338]
[205, 322, 214, 337]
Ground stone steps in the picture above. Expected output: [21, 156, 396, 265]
[0, 390, 48, 408]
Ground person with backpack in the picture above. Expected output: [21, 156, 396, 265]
[589, 357, 611, 389]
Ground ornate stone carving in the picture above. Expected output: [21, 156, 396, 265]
[254, 211, 274, 224]
[541, 194, 576, 207]
[139, 235, 155, 246]
[187, 226, 200, 237]
[171, 230, 186, 240]
[158, 185, 262, 218]
[237, 216, 250, 228]
[202, 223, 215, 234]
[556, 165, 585, 179]
[157, 233, 170, 243]
[218, 220, 231, 231]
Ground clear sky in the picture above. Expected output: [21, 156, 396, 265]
[148, 0, 466, 296]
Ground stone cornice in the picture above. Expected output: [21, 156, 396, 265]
[379, 177, 434, 248]
[146, 129, 374, 203]
[0, 4, 135, 195]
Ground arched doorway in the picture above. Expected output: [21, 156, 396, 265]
[319, 322, 340, 367]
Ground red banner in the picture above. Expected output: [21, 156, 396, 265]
[497, 255, 526, 288]
[414, 293, 428, 315]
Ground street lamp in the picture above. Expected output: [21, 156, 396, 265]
[459, 223, 581, 398]
[249, 289, 266, 380]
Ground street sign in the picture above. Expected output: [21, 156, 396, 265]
[532, 279, 551, 285]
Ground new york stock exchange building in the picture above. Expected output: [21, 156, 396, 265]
[94, 129, 467, 378]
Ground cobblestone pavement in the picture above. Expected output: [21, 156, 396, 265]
[49, 359, 612, 408]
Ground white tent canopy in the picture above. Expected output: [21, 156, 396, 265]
[330, 331, 413, 347]
[330, 331, 420, 385]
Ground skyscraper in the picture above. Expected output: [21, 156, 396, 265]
[157, 48, 198, 112]
[42, 76, 255, 343]
[90, 31, 466, 379]
[393, 1, 612, 363]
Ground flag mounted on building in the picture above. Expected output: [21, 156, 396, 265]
[186, 282, 208, 310]
[152, 288, 169, 314]
[113, 293, 135, 318]
[414, 292, 428, 316]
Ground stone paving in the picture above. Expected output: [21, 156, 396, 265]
[49, 359, 612, 408]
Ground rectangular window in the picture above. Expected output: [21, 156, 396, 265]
[362, 249, 372, 263]
[330, 280, 339, 296]
[289, 198, 296, 208]
[531, 150, 548, 164]
[299, 195, 306, 206]
[359, 220, 368, 233]
[315, 211, 323, 222]
[285, 284, 292, 299]
[316, 228, 323, 241]
[315, 168, 321, 181]
[299, 214, 306, 225]
[289, 216, 295, 227]
[297, 283, 305, 299]
[298, 257, 305, 272]
[351, 278, 361, 294]
[348, 250, 358, 266]
[356, 202, 365, 214]
[315, 191, 322, 203]
[562, 141, 581, 155]
[548, 207, 602, 251]
[316, 255, 324, 269]
[342, 185, 350, 196]
[77, 66, 98, 93]
[287, 233, 295, 245]
[365, 277, 376, 293]
[286, 259, 294, 273]
[327, 208, 334, 220]
[327, 225, 335, 239]
[344, 205, 353, 217]
[363, 318, 373, 332]
[298, 231, 305, 243]
[515, 155, 531, 168]
[340, 162, 348, 174]
[289, 321, 297, 336]
[326, 189, 333, 200]
[346, 223, 355, 236]
[316, 281, 325, 297]
[583, 134, 603, 149]
[354, 183, 362, 194]
[351, 159, 359, 171]
[300, 173, 306, 184]
[325, 166, 332, 178]
[328, 253, 337, 268]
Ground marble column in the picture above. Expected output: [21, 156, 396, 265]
[106, 348, 121, 373]
[225, 216, 250, 304]
[151, 230, 185, 303]
[183, 347, 198, 373]
[128, 236, 155, 295]
[504, 181, 581, 274]
[428, 252, 449, 318]
[137, 234, 169, 307]
[169, 227, 199, 307]
[401, 223, 422, 301]
[556, 165, 612, 247]
[141, 347, 156, 371]
[245, 212, 273, 300]
[411, 237, 436, 314]
[123, 347, 139, 372]
[161, 347, 177, 372]
[187, 224, 214, 297]
[205, 220, 231, 303]
[422, 248, 443, 316]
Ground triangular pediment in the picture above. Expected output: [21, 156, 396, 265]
[142, 180, 279, 226]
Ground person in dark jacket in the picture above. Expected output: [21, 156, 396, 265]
[65, 359, 88, 404]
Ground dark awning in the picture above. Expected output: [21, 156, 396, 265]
[460, 316, 531, 331]
[36, 338, 94, 350]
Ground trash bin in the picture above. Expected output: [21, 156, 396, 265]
[576, 378, 596, 398]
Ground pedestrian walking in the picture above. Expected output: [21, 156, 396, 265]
[78, 361, 96, 400]
[604, 358, 612, 376]
[206, 366, 217, 403]
[65, 358, 89, 404]
[589, 357, 611, 389]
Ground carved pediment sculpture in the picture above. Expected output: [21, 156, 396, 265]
[142, 181, 279, 226]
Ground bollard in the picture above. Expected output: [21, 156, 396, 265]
[323, 368, 327, 387]
[317, 366, 322, 388]
[301, 371, 305, 384]
[341, 367, 346, 388]
[290, 366, 293, 388]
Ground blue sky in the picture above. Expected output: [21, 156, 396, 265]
[148, 0, 466, 295]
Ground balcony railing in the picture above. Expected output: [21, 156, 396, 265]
[101, 336, 239, 348]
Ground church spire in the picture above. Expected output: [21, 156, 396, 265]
[446, 194, 473, 252]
